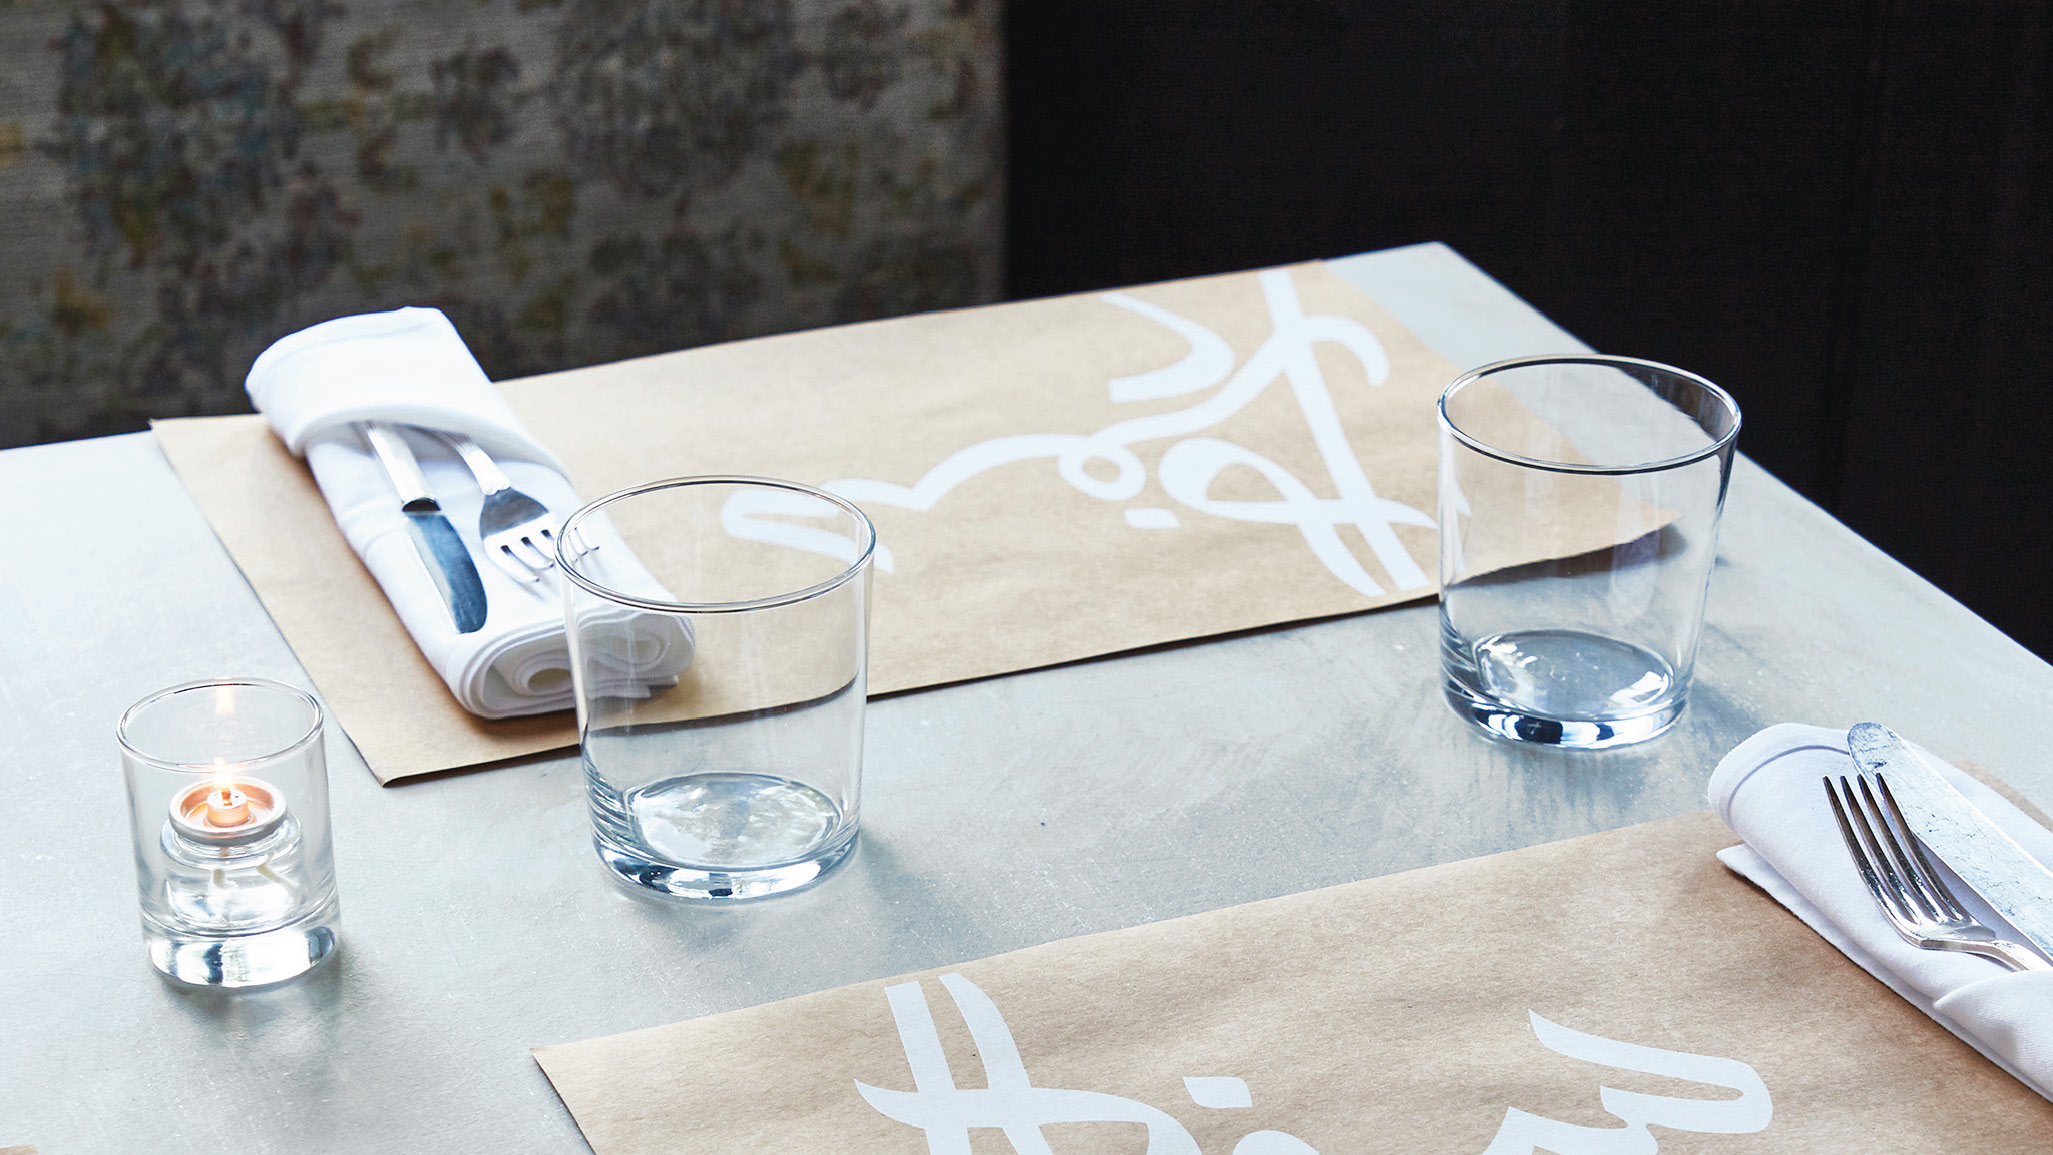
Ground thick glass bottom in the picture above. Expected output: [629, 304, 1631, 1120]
[595, 831, 857, 900]
[144, 893, 340, 987]
[1443, 682, 1684, 749]
[1443, 628, 1685, 750]
[591, 770, 857, 901]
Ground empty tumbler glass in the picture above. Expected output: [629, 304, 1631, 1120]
[558, 476, 874, 900]
[1438, 356, 1740, 749]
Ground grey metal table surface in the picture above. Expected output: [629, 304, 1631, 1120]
[6, 243, 2051, 1153]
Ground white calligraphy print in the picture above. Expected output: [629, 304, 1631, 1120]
[728, 268, 1434, 596]
[1480, 1011, 1773, 1154]
[854, 977, 1772, 1154]
[855, 972, 1319, 1154]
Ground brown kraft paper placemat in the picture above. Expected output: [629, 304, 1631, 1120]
[532, 812, 2053, 1153]
[156, 262, 1626, 782]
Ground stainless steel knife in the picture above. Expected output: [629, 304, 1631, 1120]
[360, 422, 489, 634]
[1847, 721, 2053, 962]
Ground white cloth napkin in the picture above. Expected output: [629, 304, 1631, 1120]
[1712, 723, 2053, 1099]
[246, 306, 690, 717]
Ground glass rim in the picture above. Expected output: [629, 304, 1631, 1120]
[556, 474, 878, 614]
[116, 677, 325, 774]
[1437, 354, 1743, 476]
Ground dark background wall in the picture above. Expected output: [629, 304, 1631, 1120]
[1006, 1, 2053, 661]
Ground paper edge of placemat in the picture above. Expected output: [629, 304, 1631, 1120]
[531, 809, 1732, 1064]
[531, 806, 2053, 1148]
[527, 808, 1915, 1148]
[501, 259, 1341, 393]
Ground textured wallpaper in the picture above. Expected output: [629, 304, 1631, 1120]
[0, 0, 1002, 446]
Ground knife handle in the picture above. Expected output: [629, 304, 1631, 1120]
[361, 422, 439, 513]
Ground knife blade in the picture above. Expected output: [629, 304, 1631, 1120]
[1847, 721, 2053, 961]
[360, 422, 489, 635]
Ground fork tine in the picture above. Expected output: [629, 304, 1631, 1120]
[509, 536, 556, 571]
[1873, 773, 1970, 920]
[1838, 775, 1925, 922]
[489, 543, 545, 584]
[523, 527, 558, 566]
[1825, 776, 1908, 924]
[1857, 776, 1944, 921]
[431, 429, 563, 587]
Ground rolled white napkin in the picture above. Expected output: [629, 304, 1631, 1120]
[1712, 723, 2053, 1099]
[246, 307, 690, 717]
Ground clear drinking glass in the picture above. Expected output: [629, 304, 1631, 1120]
[558, 476, 874, 901]
[1438, 356, 1741, 748]
[118, 678, 341, 986]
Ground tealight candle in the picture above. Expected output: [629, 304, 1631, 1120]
[119, 679, 340, 988]
[167, 775, 288, 846]
[204, 782, 249, 827]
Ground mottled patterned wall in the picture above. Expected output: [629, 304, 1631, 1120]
[0, 0, 1002, 447]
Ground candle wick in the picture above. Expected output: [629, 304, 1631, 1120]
[203, 783, 252, 828]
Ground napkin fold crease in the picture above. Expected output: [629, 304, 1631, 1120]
[1712, 723, 2053, 1100]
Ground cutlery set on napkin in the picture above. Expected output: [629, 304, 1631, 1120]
[1715, 722, 2053, 1099]
[245, 307, 692, 718]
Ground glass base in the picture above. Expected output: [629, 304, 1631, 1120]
[1443, 678, 1684, 749]
[144, 895, 340, 987]
[590, 770, 858, 901]
[596, 826, 857, 900]
[1441, 626, 1686, 750]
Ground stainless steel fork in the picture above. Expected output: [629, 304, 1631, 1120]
[1825, 774, 2052, 972]
[432, 430, 560, 587]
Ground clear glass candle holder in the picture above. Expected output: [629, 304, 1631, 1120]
[118, 678, 341, 987]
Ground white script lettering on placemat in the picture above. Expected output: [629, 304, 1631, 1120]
[811, 269, 1434, 597]
[857, 973, 1771, 1154]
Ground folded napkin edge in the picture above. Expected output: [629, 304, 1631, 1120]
[1707, 722, 1850, 829]
[295, 411, 564, 475]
